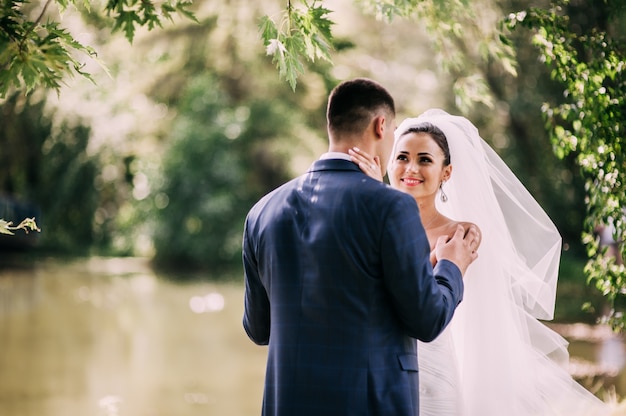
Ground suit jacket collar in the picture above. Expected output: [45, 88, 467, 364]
[307, 158, 361, 173]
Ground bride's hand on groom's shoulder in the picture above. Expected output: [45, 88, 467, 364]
[435, 225, 479, 276]
[349, 147, 383, 182]
[430, 250, 437, 268]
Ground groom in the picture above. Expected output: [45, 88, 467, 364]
[242, 78, 478, 415]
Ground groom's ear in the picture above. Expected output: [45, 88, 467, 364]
[372, 115, 385, 139]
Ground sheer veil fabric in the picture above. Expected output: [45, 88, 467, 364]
[394, 110, 611, 416]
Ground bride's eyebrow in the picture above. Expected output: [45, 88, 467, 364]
[418, 152, 433, 157]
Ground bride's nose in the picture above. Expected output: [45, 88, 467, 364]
[406, 161, 419, 173]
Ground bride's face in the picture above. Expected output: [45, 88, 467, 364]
[388, 132, 451, 201]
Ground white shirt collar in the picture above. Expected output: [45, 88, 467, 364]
[319, 152, 352, 161]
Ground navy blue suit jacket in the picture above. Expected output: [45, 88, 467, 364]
[243, 158, 464, 416]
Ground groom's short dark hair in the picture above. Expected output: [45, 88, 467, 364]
[327, 78, 395, 138]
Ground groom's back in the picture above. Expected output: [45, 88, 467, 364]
[245, 160, 424, 415]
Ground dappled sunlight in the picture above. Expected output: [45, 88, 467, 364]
[98, 395, 122, 416]
[189, 292, 225, 313]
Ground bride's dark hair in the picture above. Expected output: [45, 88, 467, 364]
[399, 123, 451, 166]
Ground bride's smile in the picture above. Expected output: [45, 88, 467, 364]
[402, 177, 424, 186]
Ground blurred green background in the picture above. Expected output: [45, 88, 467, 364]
[0, 0, 613, 321]
[2, 0, 626, 413]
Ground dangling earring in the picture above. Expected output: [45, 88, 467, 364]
[440, 182, 448, 203]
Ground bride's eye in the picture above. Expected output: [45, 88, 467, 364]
[419, 156, 433, 164]
[396, 154, 408, 162]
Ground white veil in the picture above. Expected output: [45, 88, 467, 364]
[395, 109, 610, 415]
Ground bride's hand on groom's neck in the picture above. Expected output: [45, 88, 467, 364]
[349, 147, 383, 182]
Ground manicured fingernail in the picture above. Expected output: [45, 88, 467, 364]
[353, 147, 360, 151]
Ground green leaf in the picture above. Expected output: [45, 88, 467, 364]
[277, 34, 306, 91]
[259, 1, 334, 90]
[259, 15, 279, 44]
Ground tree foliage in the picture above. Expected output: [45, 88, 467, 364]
[3, 0, 625, 329]
[151, 75, 295, 272]
[507, 0, 626, 330]
[0, 0, 195, 97]
[260, 0, 334, 90]
[260, 0, 517, 109]
[0, 92, 102, 252]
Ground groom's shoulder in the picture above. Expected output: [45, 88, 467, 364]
[355, 179, 418, 213]
[248, 178, 294, 210]
[248, 173, 413, 215]
[246, 174, 310, 218]
[362, 179, 412, 199]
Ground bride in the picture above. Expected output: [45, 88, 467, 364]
[350, 109, 612, 415]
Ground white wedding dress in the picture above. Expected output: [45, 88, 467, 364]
[395, 110, 612, 416]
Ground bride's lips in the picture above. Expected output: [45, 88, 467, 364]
[402, 177, 423, 186]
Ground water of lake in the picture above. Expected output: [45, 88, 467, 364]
[0, 257, 266, 416]
[0, 257, 624, 415]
